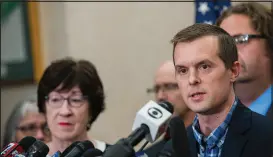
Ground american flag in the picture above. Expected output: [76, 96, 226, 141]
[195, 0, 231, 25]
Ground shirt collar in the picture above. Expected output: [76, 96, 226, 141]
[249, 85, 272, 116]
[192, 98, 238, 149]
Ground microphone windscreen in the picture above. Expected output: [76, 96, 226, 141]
[18, 136, 37, 151]
[169, 116, 191, 157]
[26, 140, 49, 157]
[61, 141, 94, 157]
[77, 140, 95, 151]
[81, 148, 103, 157]
[61, 141, 80, 156]
[158, 101, 174, 114]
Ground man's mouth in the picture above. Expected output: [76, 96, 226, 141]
[189, 92, 205, 98]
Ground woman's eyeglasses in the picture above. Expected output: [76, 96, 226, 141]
[232, 34, 267, 44]
[45, 95, 88, 108]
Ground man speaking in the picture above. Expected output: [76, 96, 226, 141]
[161, 23, 273, 157]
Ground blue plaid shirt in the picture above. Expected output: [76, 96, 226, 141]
[192, 99, 238, 157]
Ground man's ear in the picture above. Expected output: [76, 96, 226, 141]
[230, 61, 240, 82]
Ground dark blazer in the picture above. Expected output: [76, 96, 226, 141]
[159, 101, 273, 157]
[266, 100, 273, 152]
[266, 101, 273, 123]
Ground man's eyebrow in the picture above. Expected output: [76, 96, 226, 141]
[175, 59, 213, 68]
[196, 59, 213, 66]
[175, 65, 185, 68]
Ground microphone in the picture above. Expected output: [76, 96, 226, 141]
[25, 140, 49, 157]
[103, 139, 135, 157]
[131, 100, 173, 145]
[61, 141, 94, 157]
[1, 143, 21, 156]
[1, 136, 36, 157]
[103, 101, 173, 157]
[60, 141, 79, 156]
[81, 148, 103, 157]
[169, 116, 191, 157]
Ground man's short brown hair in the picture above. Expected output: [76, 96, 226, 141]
[171, 23, 238, 69]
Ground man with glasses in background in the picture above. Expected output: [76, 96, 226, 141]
[216, 2, 273, 123]
[143, 60, 195, 157]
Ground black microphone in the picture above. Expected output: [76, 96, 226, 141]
[81, 148, 103, 157]
[169, 116, 191, 157]
[1, 136, 36, 157]
[25, 140, 49, 157]
[60, 141, 79, 156]
[103, 139, 135, 157]
[61, 141, 94, 157]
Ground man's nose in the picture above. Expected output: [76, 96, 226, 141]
[188, 70, 201, 85]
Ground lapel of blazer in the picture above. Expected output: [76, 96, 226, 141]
[221, 100, 251, 157]
[266, 100, 273, 122]
[187, 126, 198, 157]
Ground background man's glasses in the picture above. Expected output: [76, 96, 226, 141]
[233, 34, 267, 44]
[16, 123, 50, 136]
[147, 83, 179, 94]
[45, 95, 88, 108]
